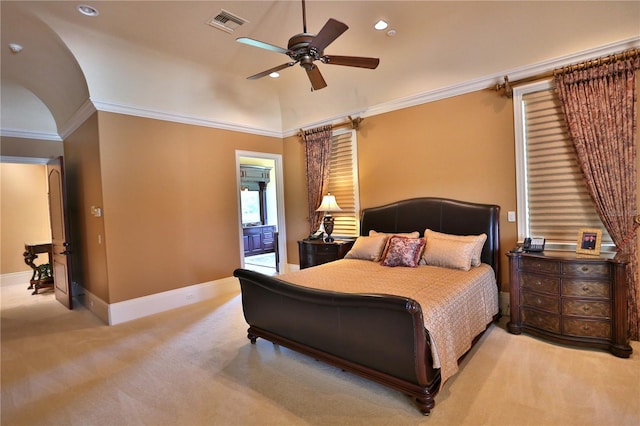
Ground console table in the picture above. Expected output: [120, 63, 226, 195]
[23, 242, 54, 295]
[507, 249, 632, 358]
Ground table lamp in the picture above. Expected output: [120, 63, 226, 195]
[316, 193, 342, 242]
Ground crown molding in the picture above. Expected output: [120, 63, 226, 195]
[59, 98, 97, 139]
[0, 128, 62, 141]
[91, 99, 283, 139]
[0, 156, 51, 164]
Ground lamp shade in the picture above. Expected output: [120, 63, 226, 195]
[316, 194, 342, 212]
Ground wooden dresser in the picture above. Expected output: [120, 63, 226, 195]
[507, 250, 632, 358]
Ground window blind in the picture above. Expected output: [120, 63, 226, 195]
[327, 130, 360, 237]
[522, 88, 612, 244]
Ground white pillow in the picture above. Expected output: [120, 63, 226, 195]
[344, 235, 389, 261]
[424, 229, 487, 267]
[369, 230, 420, 238]
[421, 237, 477, 271]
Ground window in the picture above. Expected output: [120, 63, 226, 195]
[514, 80, 612, 249]
[240, 189, 261, 225]
[326, 129, 360, 237]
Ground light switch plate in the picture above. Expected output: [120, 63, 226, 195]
[508, 211, 516, 222]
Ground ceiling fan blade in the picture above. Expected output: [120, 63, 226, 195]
[247, 62, 296, 80]
[236, 37, 290, 55]
[306, 65, 327, 90]
[308, 18, 348, 53]
[322, 55, 380, 69]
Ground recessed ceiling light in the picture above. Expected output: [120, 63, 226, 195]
[386, 29, 397, 37]
[77, 5, 99, 17]
[8, 43, 23, 54]
[374, 20, 388, 30]
[269, 72, 280, 78]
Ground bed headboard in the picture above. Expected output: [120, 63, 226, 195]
[360, 197, 501, 279]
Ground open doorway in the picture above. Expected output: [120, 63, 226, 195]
[236, 151, 287, 275]
[0, 161, 55, 304]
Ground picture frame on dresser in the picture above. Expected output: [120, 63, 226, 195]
[576, 228, 602, 255]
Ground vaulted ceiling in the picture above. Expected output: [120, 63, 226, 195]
[2, 1, 639, 140]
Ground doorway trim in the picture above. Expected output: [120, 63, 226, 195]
[235, 150, 287, 271]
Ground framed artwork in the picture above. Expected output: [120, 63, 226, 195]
[576, 228, 602, 255]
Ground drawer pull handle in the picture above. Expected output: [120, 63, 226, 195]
[582, 285, 589, 292]
[581, 266, 589, 272]
[535, 281, 542, 286]
[582, 325, 590, 331]
[582, 306, 591, 312]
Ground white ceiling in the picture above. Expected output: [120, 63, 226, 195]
[1, 1, 639, 140]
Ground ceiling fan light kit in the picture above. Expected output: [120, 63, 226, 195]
[236, 0, 380, 91]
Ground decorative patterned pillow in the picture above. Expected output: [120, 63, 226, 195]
[344, 235, 389, 261]
[424, 229, 487, 267]
[370, 230, 420, 260]
[381, 236, 426, 267]
[421, 237, 477, 271]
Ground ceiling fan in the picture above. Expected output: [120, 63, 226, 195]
[236, 0, 380, 91]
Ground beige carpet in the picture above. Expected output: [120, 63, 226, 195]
[2, 282, 639, 426]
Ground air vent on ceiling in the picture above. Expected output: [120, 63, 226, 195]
[206, 10, 248, 33]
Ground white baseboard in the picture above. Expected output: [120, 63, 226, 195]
[0, 271, 32, 287]
[106, 277, 240, 325]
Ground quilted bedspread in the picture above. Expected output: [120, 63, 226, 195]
[278, 258, 499, 385]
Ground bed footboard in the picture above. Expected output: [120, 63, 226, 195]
[234, 268, 440, 415]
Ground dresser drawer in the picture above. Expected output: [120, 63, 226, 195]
[522, 291, 559, 313]
[563, 318, 611, 339]
[521, 257, 560, 274]
[562, 262, 608, 277]
[522, 308, 560, 333]
[562, 299, 611, 318]
[521, 273, 559, 294]
[562, 279, 610, 298]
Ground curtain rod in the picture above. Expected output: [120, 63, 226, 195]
[495, 47, 640, 98]
[297, 116, 363, 140]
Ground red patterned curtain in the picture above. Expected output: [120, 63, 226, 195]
[555, 52, 640, 340]
[303, 125, 333, 233]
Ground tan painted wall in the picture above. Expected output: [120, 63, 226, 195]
[63, 113, 110, 301]
[284, 90, 517, 289]
[97, 112, 282, 303]
[0, 163, 51, 274]
[283, 133, 311, 261]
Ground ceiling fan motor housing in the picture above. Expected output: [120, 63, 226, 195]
[287, 34, 321, 70]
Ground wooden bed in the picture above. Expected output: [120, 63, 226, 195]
[233, 197, 501, 414]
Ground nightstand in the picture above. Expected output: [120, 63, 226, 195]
[298, 239, 355, 269]
[507, 249, 632, 358]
